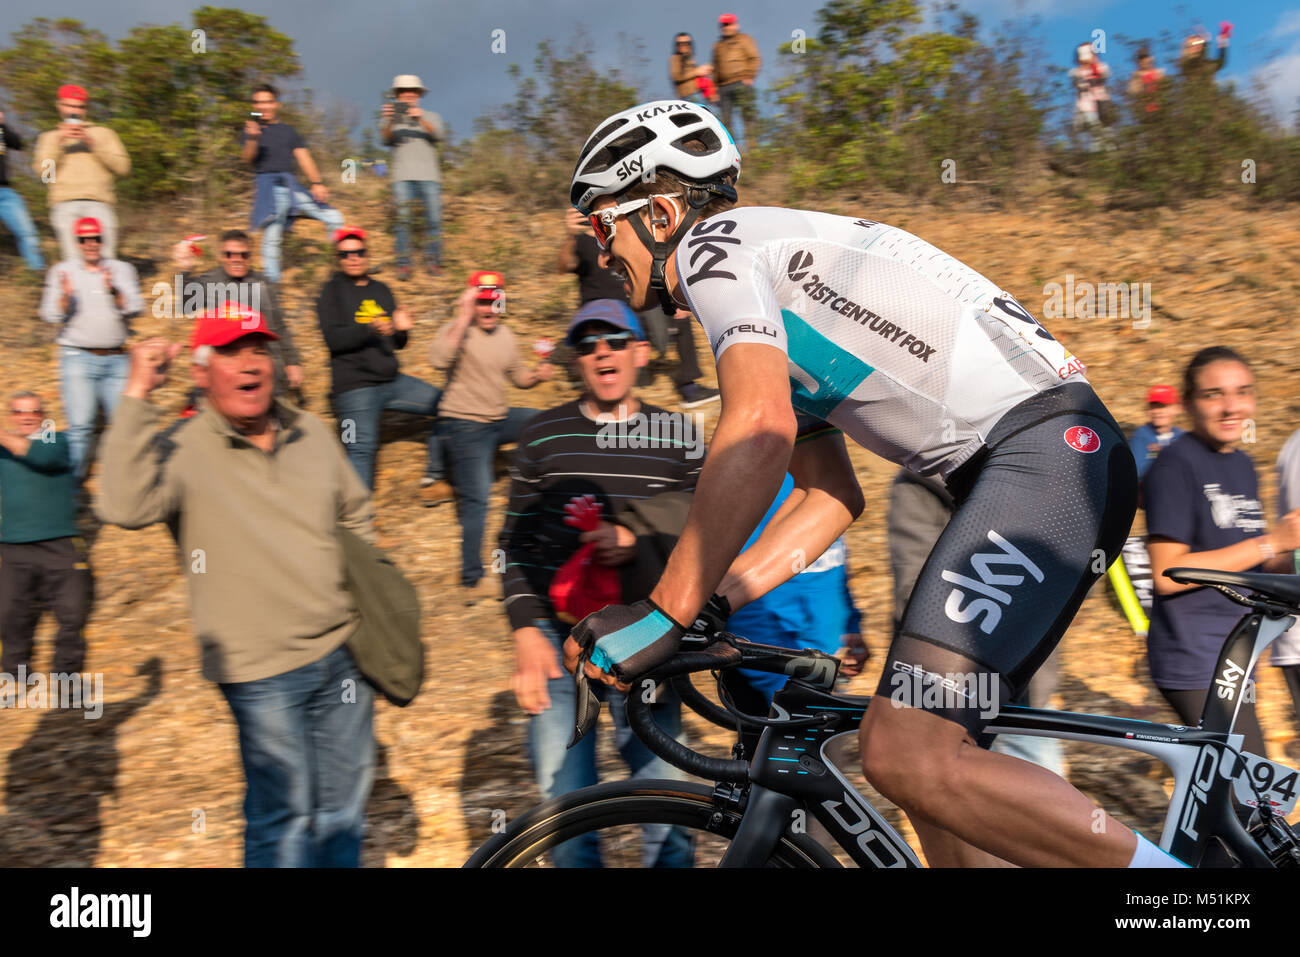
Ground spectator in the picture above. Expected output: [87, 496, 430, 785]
[1128, 47, 1166, 112]
[0, 104, 45, 271]
[1179, 25, 1229, 77]
[670, 33, 717, 108]
[96, 318, 376, 868]
[38, 216, 142, 480]
[241, 83, 344, 284]
[0, 392, 92, 677]
[32, 84, 130, 263]
[380, 75, 445, 281]
[1068, 43, 1115, 148]
[317, 226, 444, 495]
[503, 298, 699, 867]
[431, 271, 552, 602]
[886, 467, 1064, 775]
[172, 229, 304, 400]
[559, 208, 718, 407]
[1273, 428, 1300, 730]
[1144, 347, 1300, 757]
[1129, 383, 1185, 481]
[712, 14, 760, 148]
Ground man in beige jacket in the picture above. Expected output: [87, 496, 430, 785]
[430, 271, 552, 601]
[33, 85, 131, 262]
[96, 310, 376, 867]
[711, 14, 761, 148]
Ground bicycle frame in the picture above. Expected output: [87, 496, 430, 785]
[715, 608, 1298, 867]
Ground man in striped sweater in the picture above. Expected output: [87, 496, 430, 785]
[500, 298, 703, 867]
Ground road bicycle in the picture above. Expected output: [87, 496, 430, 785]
[465, 567, 1300, 867]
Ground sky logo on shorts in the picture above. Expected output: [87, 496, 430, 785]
[1064, 426, 1100, 453]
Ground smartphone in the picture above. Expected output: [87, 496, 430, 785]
[65, 117, 83, 126]
[249, 111, 263, 120]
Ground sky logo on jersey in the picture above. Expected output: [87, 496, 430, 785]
[789, 253, 936, 363]
[1064, 426, 1101, 453]
[684, 218, 739, 285]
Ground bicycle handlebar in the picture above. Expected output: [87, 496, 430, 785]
[625, 641, 752, 783]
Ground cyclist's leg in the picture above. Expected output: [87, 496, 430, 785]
[860, 384, 1142, 867]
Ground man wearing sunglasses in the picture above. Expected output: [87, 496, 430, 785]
[317, 226, 444, 497]
[566, 101, 1151, 869]
[38, 216, 142, 480]
[502, 298, 700, 865]
[430, 271, 552, 603]
[173, 229, 303, 400]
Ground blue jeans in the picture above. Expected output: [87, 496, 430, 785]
[527, 619, 693, 867]
[220, 643, 375, 868]
[59, 346, 129, 479]
[0, 187, 44, 270]
[442, 408, 537, 586]
[332, 374, 443, 490]
[261, 184, 345, 282]
[392, 180, 441, 267]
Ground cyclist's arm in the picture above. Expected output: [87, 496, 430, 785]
[715, 426, 863, 612]
[648, 341, 795, 628]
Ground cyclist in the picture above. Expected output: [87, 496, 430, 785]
[561, 100, 1173, 867]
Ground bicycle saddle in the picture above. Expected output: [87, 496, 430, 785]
[1165, 567, 1300, 612]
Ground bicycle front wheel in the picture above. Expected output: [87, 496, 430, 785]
[464, 779, 839, 868]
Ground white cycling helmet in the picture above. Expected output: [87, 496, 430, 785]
[570, 99, 741, 215]
[571, 100, 741, 313]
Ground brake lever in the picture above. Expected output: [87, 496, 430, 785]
[568, 649, 603, 748]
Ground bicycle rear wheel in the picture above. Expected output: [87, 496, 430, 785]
[464, 779, 840, 868]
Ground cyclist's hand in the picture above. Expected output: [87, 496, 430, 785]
[563, 599, 686, 689]
[838, 632, 869, 677]
[685, 593, 731, 638]
[512, 627, 563, 714]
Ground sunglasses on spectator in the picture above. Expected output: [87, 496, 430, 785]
[574, 331, 634, 356]
[222, 250, 251, 259]
[588, 193, 680, 248]
[78, 236, 101, 244]
[10, 408, 42, 416]
[337, 248, 367, 259]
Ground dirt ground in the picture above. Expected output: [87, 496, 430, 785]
[2, 176, 1299, 866]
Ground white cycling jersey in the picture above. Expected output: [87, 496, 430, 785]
[674, 207, 1089, 477]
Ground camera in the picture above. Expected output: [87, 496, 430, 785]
[392, 101, 409, 117]
[64, 117, 83, 126]
[249, 111, 263, 120]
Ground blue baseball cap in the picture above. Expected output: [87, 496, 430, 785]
[565, 299, 645, 345]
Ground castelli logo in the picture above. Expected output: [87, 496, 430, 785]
[1064, 426, 1101, 453]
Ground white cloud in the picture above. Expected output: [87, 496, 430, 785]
[1254, 49, 1300, 127]
[1272, 9, 1300, 39]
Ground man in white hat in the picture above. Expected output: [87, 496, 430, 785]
[380, 75, 445, 281]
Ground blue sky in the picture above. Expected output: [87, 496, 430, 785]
[1, 0, 1297, 136]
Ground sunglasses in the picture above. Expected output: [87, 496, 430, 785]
[588, 193, 680, 248]
[222, 250, 251, 259]
[574, 331, 633, 356]
[10, 408, 42, 416]
[77, 236, 102, 244]
[337, 248, 367, 259]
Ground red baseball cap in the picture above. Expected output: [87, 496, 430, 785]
[191, 305, 280, 350]
[467, 269, 504, 289]
[332, 226, 367, 244]
[719, 13, 738, 24]
[1147, 384, 1179, 405]
[57, 84, 88, 102]
[74, 217, 102, 237]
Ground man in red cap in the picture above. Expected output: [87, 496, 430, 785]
[1128, 383, 1185, 480]
[33, 84, 130, 262]
[711, 13, 761, 148]
[96, 319, 377, 868]
[38, 215, 142, 480]
[430, 270, 552, 601]
[317, 226, 444, 495]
